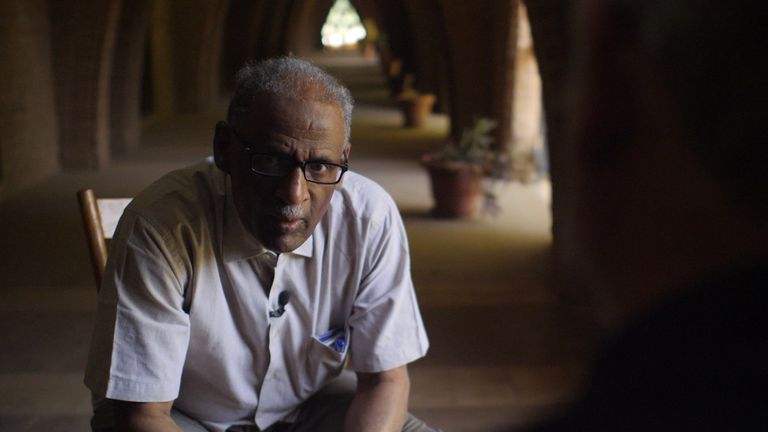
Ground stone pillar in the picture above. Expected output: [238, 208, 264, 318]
[0, 0, 59, 198]
[284, 0, 334, 57]
[401, 0, 451, 112]
[492, 0, 519, 153]
[169, 0, 228, 113]
[148, 0, 176, 118]
[377, 0, 415, 77]
[149, 0, 228, 115]
[50, 0, 122, 170]
[259, 1, 294, 59]
[221, 0, 269, 92]
[526, 0, 578, 299]
[438, 0, 516, 143]
[509, 2, 543, 180]
[110, 0, 151, 155]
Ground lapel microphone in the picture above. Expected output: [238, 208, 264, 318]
[269, 291, 291, 318]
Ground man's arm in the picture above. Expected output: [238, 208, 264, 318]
[344, 365, 410, 432]
[114, 400, 181, 432]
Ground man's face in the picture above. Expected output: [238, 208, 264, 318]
[218, 93, 348, 253]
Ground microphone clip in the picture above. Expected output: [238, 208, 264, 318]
[269, 291, 291, 318]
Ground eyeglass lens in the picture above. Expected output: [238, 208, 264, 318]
[250, 154, 345, 184]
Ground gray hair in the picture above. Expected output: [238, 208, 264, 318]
[227, 57, 354, 147]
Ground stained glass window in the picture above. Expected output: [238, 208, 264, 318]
[321, 0, 367, 48]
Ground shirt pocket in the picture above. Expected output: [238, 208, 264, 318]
[304, 328, 349, 392]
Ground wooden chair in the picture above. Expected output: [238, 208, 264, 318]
[77, 189, 132, 291]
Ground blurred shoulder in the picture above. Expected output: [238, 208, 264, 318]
[124, 157, 225, 228]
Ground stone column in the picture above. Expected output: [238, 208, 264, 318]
[402, 0, 451, 112]
[50, 0, 122, 170]
[509, 2, 544, 180]
[221, 0, 269, 92]
[110, 0, 152, 155]
[526, 0, 578, 299]
[438, 0, 516, 143]
[149, 0, 228, 115]
[259, 1, 294, 59]
[148, 0, 176, 118]
[169, 0, 228, 113]
[283, 0, 334, 57]
[0, 0, 59, 197]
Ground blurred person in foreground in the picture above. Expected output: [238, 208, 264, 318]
[85, 57, 437, 432]
[525, 0, 767, 430]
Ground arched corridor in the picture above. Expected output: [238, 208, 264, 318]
[8, 1, 763, 430]
[0, 51, 594, 430]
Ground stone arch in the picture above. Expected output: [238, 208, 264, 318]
[508, 1, 546, 181]
[437, 0, 518, 143]
[257, 2, 294, 59]
[220, 0, 271, 92]
[284, 0, 335, 56]
[0, 0, 59, 196]
[110, 0, 152, 155]
[400, 0, 451, 113]
[354, 0, 382, 26]
[525, 0, 574, 291]
[148, 0, 228, 115]
[50, 0, 122, 170]
[374, 0, 416, 77]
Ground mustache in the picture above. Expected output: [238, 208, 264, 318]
[278, 206, 304, 219]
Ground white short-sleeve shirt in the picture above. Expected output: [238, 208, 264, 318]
[84, 158, 429, 431]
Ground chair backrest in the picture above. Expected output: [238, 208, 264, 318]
[77, 189, 132, 291]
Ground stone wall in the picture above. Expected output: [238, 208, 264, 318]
[0, 0, 59, 198]
[0, 0, 543, 218]
[110, 0, 151, 155]
[50, 0, 122, 170]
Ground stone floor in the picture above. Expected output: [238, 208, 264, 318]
[0, 55, 597, 431]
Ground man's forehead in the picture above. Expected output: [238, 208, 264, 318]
[234, 94, 345, 153]
[246, 93, 342, 121]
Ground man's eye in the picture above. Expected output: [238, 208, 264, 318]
[254, 155, 280, 167]
[306, 162, 328, 173]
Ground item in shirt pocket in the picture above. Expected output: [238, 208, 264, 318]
[314, 328, 347, 354]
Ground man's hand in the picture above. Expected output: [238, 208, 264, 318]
[344, 365, 410, 432]
[114, 400, 181, 432]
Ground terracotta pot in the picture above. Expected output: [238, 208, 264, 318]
[398, 93, 436, 128]
[362, 41, 376, 58]
[421, 155, 484, 218]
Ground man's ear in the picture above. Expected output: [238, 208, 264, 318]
[213, 121, 230, 173]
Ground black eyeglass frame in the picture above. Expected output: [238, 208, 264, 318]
[231, 129, 349, 185]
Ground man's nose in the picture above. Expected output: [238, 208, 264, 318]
[275, 167, 309, 204]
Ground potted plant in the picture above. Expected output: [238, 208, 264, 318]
[397, 93, 436, 128]
[395, 77, 436, 128]
[421, 117, 509, 218]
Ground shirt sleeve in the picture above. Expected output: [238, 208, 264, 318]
[347, 198, 429, 373]
[84, 210, 191, 402]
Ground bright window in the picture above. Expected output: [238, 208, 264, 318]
[321, 0, 367, 49]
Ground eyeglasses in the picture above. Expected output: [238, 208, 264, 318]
[232, 130, 349, 185]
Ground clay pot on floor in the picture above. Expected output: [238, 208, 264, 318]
[398, 93, 436, 128]
[421, 154, 484, 218]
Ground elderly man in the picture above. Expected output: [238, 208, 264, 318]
[86, 57, 436, 432]
[523, 0, 767, 430]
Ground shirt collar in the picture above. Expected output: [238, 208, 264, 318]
[292, 235, 314, 258]
[221, 176, 313, 262]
